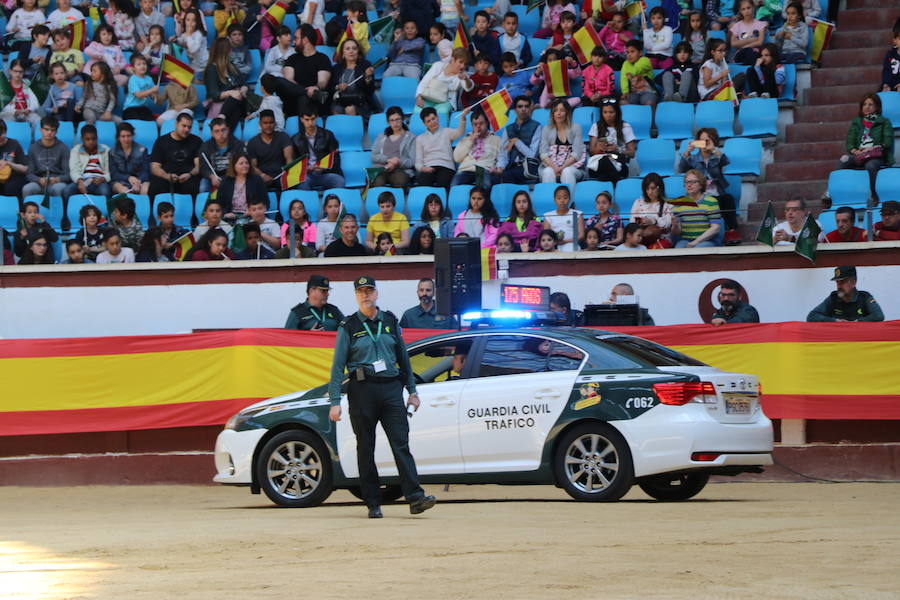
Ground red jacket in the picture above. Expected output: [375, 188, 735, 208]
[825, 227, 867, 243]
[190, 248, 236, 261]
[582, 63, 616, 98]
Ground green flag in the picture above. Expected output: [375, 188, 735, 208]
[231, 220, 247, 253]
[29, 68, 50, 105]
[755, 201, 776, 246]
[0, 72, 13, 109]
[794, 214, 821, 263]
[527, 0, 544, 13]
[362, 166, 384, 201]
[332, 202, 347, 238]
[475, 165, 487, 189]
[371, 56, 388, 70]
[369, 16, 396, 44]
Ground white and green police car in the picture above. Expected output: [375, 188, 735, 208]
[214, 327, 773, 506]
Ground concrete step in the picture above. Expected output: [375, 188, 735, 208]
[756, 180, 828, 204]
[829, 29, 892, 50]
[835, 8, 900, 31]
[765, 159, 836, 182]
[794, 103, 858, 123]
[785, 121, 848, 143]
[822, 47, 887, 68]
[806, 83, 874, 106]
[846, 0, 898, 9]
[774, 141, 845, 162]
[811, 65, 882, 87]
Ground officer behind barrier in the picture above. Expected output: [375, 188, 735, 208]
[328, 275, 437, 519]
[807, 266, 884, 322]
[284, 274, 345, 331]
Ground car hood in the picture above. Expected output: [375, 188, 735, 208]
[238, 383, 329, 412]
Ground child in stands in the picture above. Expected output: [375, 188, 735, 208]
[644, 6, 674, 69]
[83, 24, 129, 87]
[598, 12, 633, 70]
[140, 24, 170, 78]
[703, 0, 731, 31]
[75, 62, 120, 124]
[74, 204, 107, 261]
[498, 11, 532, 68]
[680, 11, 709, 64]
[531, 49, 582, 108]
[463, 54, 498, 107]
[95, 230, 136, 263]
[48, 28, 85, 84]
[429, 23, 453, 63]
[471, 10, 501, 70]
[729, 0, 766, 65]
[621, 40, 657, 107]
[14, 201, 59, 260]
[662, 41, 696, 102]
[375, 232, 395, 255]
[697, 38, 730, 100]
[581, 47, 616, 107]
[883, 20, 900, 92]
[743, 43, 785, 98]
[498, 52, 532, 99]
[42, 62, 80, 121]
[550, 11, 578, 56]
[156, 200, 190, 260]
[5, 0, 45, 45]
[123, 54, 159, 121]
[535, 0, 577, 39]
[775, 2, 809, 64]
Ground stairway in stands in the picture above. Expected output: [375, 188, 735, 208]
[751, 0, 895, 227]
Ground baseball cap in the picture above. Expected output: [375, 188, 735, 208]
[831, 265, 857, 281]
[881, 200, 899, 215]
[354, 275, 377, 290]
[307, 274, 331, 289]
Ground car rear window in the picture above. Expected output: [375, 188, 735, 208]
[595, 336, 708, 367]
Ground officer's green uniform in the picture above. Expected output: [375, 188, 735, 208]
[399, 303, 459, 329]
[284, 301, 345, 330]
[711, 301, 760, 323]
[328, 277, 427, 510]
[807, 290, 884, 322]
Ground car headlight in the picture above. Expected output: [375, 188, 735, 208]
[225, 407, 266, 430]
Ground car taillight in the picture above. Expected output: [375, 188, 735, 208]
[691, 452, 721, 462]
[652, 382, 717, 405]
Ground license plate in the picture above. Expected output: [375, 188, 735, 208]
[725, 397, 752, 414]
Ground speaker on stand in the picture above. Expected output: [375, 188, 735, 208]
[434, 237, 482, 330]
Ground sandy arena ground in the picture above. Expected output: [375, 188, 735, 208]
[1, 482, 898, 600]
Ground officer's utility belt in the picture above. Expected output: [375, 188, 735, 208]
[354, 367, 399, 384]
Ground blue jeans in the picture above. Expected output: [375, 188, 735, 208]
[674, 238, 716, 248]
[298, 172, 345, 191]
[65, 180, 111, 200]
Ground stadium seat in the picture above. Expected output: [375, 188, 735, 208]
[875, 169, 900, 204]
[242, 118, 260, 141]
[327, 114, 365, 152]
[322, 188, 363, 220]
[573, 106, 598, 141]
[283, 13, 297, 31]
[724, 175, 742, 208]
[205, 16, 216, 45]
[448, 111, 473, 138]
[55, 121, 75, 148]
[247, 50, 262, 84]
[694, 101, 735, 138]
[828, 170, 870, 207]
[614, 178, 643, 210]
[65, 195, 106, 231]
[663, 176, 686, 198]
[531, 108, 550, 125]
[528, 38, 550, 66]
[574, 180, 615, 212]
[512, 5, 540, 37]
[723, 137, 763, 176]
[654, 102, 694, 140]
[23, 195, 63, 230]
[636, 138, 677, 176]
[738, 98, 778, 137]
[408, 110, 448, 136]
[75, 120, 117, 147]
[620, 105, 651, 140]
[448, 184, 474, 216]
[380, 77, 419, 114]
[531, 182, 573, 216]
[279, 189, 320, 221]
[164, 16, 175, 39]
[193, 192, 208, 222]
[129, 194, 152, 226]
[367, 113, 388, 143]
[0, 195, 21, 230]
[340, 151, 372, 188]
[490, 183, 530, 218]
[780, 64, 797, 101]
[126, 120, 158, 150]
[368, 43, 388, 79]
[406, 186, 446, 221]
[878, 92, 900, 128]
[708, 30, 726, 40]
[285, 116, 300, 136]
[153, 193, 194, 228]
[817, 208, 837, 236]
[365, 187, 404, 222]
[5, 121, 32, 146]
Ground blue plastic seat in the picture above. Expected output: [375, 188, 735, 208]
[448, 184, 475, 217]
[340, 151, 372, 188]
[327, 114, 365, 152]
[694, 101, 735, 138]
[723, 137, 762, 176]
[406, 186, 446, 222]
[279, 189, 320, 221]
[247, 50, 262, 84]
[654, 102, 694, 140]
[75, 120, 117, 147]
[379, 77, 419, 114]
[663, 175, 686, 198]
[322, 188, 363, 220]
[365, 187, 404, 222]
[368, 43, 389, 79]
[242, 118, 260, 141]
[283, 14, 297, 31]
[827, 170, 870, 207]
[636, 138, 677, 176]
[817, 209, 837, 236]
[6, 121, 32, 146]
[0, 195, 21, 230]
[780, 64, 797, 101]
[512, 5, 540, 37]
[614, 178, 644, 210]
[531, 108, 550, 126]
[408, 110, 448, 136]
[125, 119, 159, 150]
[573, 106, 598, 141]
[367, 112, 387, 143]
[55, 121, 75, 148]
[285, 116, 300, 137]
[621, 104, 652, 140]
[875, 168, 900, 203]
[129, 194, 152, 226]
[192, 192, 208, 223]
[574, 180, 615, 212]
[164, 17, 175, 39]
[205, 16, 216, 45]
[528, 37, 550, 66]
[153, 193, 195, 228]
[490, 183, 530, 219]
[878, 91, 900, 128]
[531, 182, 574, 217]
[738, 98, 778, 137]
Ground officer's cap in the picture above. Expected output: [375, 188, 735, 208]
[831, 265, 857, 281]
[354, 275, 377, 290]
[307, 274, 332, 290]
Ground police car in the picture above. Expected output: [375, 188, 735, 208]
[214, 323, 773, 507]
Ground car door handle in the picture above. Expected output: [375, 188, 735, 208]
[533, 389, 561, 400]
[430, 397, 457, 407]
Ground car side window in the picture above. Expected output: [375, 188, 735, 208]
[408, 338, 473, 383]
[477, 335, 581, 378]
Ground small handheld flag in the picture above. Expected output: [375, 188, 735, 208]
[624, 0, 647, 20]
[172, 231, 195, 261]
[711, 78, 739, 107]
[160, 54, 194, 89]
[568, 22, 603, 65]
[369, 16, 396, 44]
[332, 202, 347, 238]
[479, 88, 513, 131]
[453, 22, 473, 50]
[0, 71, 13, 108]
[280, 157, 309, 191]
[362, 167, 384, 201]
[263, 1, 289, 29]
[480, 247, 497, 281]
[68, 19, 87, 51]
[795, 214, 821, 262]
[755, 201, 776, 246]
[541, 59, 571, 97]
[809, 18, 835, 62]
[316, 152, 336, 171]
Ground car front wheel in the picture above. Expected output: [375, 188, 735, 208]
[638, 473, 710, 501]
[256, 430, 333, 508]
[555, 423, 633, 502]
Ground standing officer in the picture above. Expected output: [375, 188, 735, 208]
[807, 266, 884, 322]
[328, 276, 437, 519]
[284, 274, 345, 330]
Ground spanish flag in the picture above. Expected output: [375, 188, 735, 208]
[173, 232, 195, 261]
[480, 88, 513, 131]
[453, 21, 472, 50]
[280, 157, 309, 191]
[160, 54, 194, 89]
[317, 151, 336, 171]
[542, 59, 571, 98]
[68, 19, 87, 51]
[263, 1, 289, 29]
[809, 18, 834, 62]
[568, 21, 603, 65]
[624, 0, 646, 20]
[711, 79, 739, 107]
[480, 247, 497, 281]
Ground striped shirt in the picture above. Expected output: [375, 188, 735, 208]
[670, 195, 721, 241]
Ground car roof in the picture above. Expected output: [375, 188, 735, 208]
[409, 327, 625, 346]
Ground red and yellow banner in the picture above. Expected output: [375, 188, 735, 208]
[809, 18, 834, 62]
[280, 156, 308, 190]
[481, 247, 497, 280]
[480, 88, 513, 131]
[569, 21, 602, 65]
[1, 323, 898, 437]
[161, 54, 194, 89]
[263, 1, 289, 29]
[68, 19, 87, 51]
[453, 21, 471, 50]
[542, 59, 571, 97]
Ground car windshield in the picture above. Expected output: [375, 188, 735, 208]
[594, 335, 708, 367]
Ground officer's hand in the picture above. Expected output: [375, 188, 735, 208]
[329, 405, 341, 422]
[407, 394, 420, 412]
[710, 318, 727, 326]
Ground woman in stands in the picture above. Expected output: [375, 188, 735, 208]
[583, 191, 624, 246]
[678, 128, 739, 243]
[280, 199, 317, 249]
[418, 193, 455, 239]
[406, 226, 436, 255]
[17, 233, 55, 265]
[332, 38, 376, 117]
[205, 37, 252, 133]
[587, 99, 635, 183]
[190, 228, 235, 261]
[498, 190, 543, 252]
[540, 98, 585, 185]
[216, 152, 266, 219]
[670, 169, 722, 248]
[838, 93, 894, 202]
[414, 47, 474, 116]
[371, 106, 417, 189]
[630, 173, 674, 249]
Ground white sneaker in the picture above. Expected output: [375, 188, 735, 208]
[760, 92, 771, 98]
[747, 92, 759, 98]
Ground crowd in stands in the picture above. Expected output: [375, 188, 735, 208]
[0, 0, 898, 266]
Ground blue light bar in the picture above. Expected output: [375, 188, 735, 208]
[461, 310, 535, 322]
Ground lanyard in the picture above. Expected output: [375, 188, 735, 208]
[362, 321, 382, 343]
[308, 306, 325, 325]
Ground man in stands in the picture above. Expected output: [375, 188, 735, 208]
[277, 24, 332, 117]
[606, 283, 655, 325]
[285, 274, 345, 331]
[825, 206, 867, 243]
[292, 106, 344, 191]
[324, 213, 368, 257]
[199, 118, 245, 194]
[874, 201, 900, 241]
[399, 278, 458, 329]
[773, 196, 825, 246]
[247, 110, 294, 191]
[807, 266, 884, 322]
[710, 280, 759, 325]
[497, 96, 542, 184]
[22, 116, 70, 199]
[149, 111, 203, 198]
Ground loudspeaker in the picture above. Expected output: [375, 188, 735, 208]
[583, 304, 645, 326]
[434, 237, 482, 316]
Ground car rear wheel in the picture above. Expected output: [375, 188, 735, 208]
[256, 430, 333, 508]
[555, 423, 633, 502]
[638, 473, 710, 501]
[348, 485, 404, 504]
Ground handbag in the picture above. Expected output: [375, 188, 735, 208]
[420, 77, 449, 104]
[853, 146, 883, 166]
[522, 157, 541, 180]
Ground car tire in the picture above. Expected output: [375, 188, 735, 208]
[348, 485, 404, 504]
[256, 430, 333, 508]
[638, 473, 710, 501]
[555, 422, 634, 502]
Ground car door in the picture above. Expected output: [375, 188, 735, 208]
[459, 334, 586, 473]
[338, 336, 474, 478]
